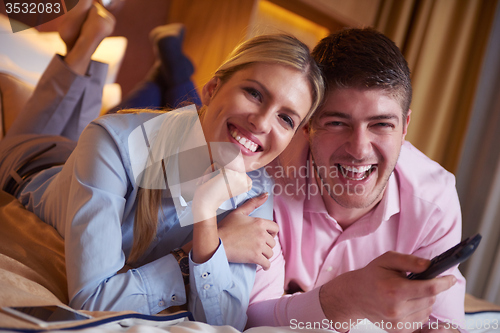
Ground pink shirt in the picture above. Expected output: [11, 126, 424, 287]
[247, 136, 466, 329]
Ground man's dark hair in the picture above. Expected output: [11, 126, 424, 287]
[312, 28, 412, 119]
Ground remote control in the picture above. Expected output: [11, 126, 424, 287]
[408, 233, 482, 280]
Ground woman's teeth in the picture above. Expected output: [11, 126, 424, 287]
[339, 164, 374, 180]
[231, 129, 259, 152]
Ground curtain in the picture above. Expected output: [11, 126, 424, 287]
[456, 1, 500, 305]
[375, 0, 498, 173]
[376, 0, 500, 306]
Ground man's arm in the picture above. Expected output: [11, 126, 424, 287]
[247, 251, 456, 332]
[319, 252, 457, 333]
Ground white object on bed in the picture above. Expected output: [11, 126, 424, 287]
[0, 14, 126, 114]
[463, 312, 500, 333]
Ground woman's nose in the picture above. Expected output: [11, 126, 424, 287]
[248, 109, 273, 133]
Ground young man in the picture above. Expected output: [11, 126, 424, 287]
[247, 28, 465, 333]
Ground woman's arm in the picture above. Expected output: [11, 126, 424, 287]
[191, 167, 252, 263]
[188, 168, 277, 330]
[59, 121, 187, 314]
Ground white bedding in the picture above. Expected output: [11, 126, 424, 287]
[31, 313, 499, 333]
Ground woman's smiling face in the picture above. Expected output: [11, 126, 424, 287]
[200, 62, 313, 172]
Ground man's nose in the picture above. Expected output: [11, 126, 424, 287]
[345, 127, 371, 160]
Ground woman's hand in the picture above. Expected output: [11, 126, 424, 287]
[193, 166, 252, 222]
[218, 193, 279, 270]
[191, 166, 251, 264]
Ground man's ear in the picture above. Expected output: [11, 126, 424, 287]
[201, 77, 219, 106]
[402, 109, 412, 138]
[302, 123, 311, 138]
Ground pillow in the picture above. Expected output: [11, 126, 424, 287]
[465, 293, 500, 313]
[0, 190, 68, 305]
[0, 14, 127, 87]
[0, 13, 126, 125]
[0, 72, 34, 139]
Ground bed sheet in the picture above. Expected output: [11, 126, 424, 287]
[1, 190, 499, 333]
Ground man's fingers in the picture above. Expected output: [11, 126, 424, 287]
[410, 275, 457, 299]
[396, 307, 433, 333]
[374, 299, 432, 333]
[235, 192, 269, 216]
[400, 293, 436, 317]
[377, 251, 431, 273]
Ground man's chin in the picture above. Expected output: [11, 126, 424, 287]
[329, 187, 382, 209]
[332, 196, 376, 209]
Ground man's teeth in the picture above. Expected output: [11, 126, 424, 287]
[339, 164, 374, 180]
[342, 165, 372, 173]
[231, 129, 258, 152]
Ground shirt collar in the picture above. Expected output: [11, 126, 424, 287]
[377, 171, 400, 222]
[304, 158, 330, 215]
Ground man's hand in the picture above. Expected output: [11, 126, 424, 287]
[218, 193, 279, 270]
[319, 251, 457, 333]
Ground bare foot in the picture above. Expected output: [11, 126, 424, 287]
[63, 2, 115, 75]
[58, 0, 94, 52]
[78, 2, 116, 48]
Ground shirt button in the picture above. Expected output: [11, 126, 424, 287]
[201, 272, 209, 278]
[158, 300, 165, 307]
[326, 266, 333, 272]
[171, 295, 177, 302]
[203, 284, 210, 290]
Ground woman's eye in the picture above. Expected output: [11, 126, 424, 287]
[279, 114, 295, 129]
[244, 88, 262, 102]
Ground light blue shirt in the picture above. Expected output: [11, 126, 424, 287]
[18, 109, 274, 330]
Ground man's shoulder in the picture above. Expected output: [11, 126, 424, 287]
[395, 141, 457, 203]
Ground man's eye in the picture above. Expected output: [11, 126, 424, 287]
[375, 123, 395, 128]
[279, 114, 295, 129]
[326, 121, 344, 127]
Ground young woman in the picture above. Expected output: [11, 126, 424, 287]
[0, 1, 324, 330]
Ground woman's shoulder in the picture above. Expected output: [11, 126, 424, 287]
[93, 106, 199, 138]
[94, 112, 164, 133]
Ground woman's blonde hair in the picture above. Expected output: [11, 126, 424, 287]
[128, 34, 324, 263]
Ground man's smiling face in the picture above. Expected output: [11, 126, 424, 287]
[306, 87, 411, 213]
